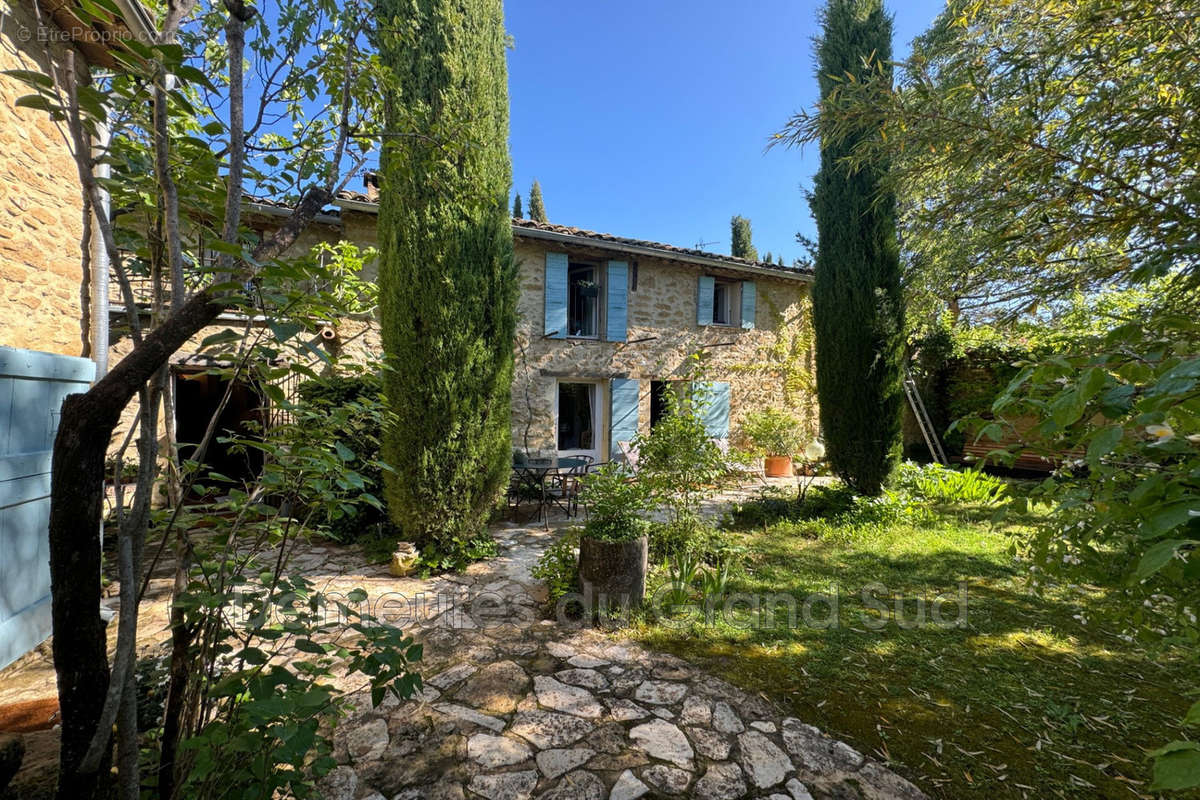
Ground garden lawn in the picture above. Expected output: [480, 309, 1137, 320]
[631, 499, 1197, 799]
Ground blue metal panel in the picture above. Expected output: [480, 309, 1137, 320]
[544, 252, 568, 339]
[609, 378, 640, 457]
[0, 346, 95, 669]
[696, 381, 731, 439]
[697, 276, 715, 326]
[605, 260, 628, 342]
[740, 281, 757, 330]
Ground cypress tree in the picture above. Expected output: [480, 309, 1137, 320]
[528, 179, 547, 222]
[763, 250, 774, 264]
[513, 193, 523, 218]
[810, 0, 904, 495]
[730, 215, 758, 261]
[376, 0, 517, 566]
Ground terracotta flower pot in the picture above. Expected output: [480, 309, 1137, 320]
[578, 534, 648, 610]
[764, 455, 793, 477]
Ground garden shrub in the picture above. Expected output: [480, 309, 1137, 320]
[297, 374, 399, 542]
[578, 462, 650, 542]
[532, 529, 581, 604]
[890, 460, 1007, 506]
[635, 372, 725, 527]
[648, 519, 739, 567]
[739, 407, 805, 457]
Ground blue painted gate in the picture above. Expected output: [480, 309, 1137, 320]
[0, 346, 95, 669]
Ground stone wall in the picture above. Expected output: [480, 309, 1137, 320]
[510, 240, 816, 459]
[0, 0, 86, 356]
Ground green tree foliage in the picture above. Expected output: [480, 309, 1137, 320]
[778, 0, 1200, 782]
[512, 193, 523, 218]
[528, 178, 547, 222]
[804, 0, 904, 496]
[763, 250, 773, 264]
[376, 0, 517, 570]
[730, 215, 758, 261]
[779, 0, 1199, 328]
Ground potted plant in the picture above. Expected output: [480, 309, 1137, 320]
[740, 408, 804, 477]
[576, 462, 651, 610]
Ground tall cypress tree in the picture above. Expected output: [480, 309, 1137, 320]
[528, 179, 547, 222]
[376, 0, 517, 565]
[730, 215, 758, 261]
[513, 193, 523, 218]
[810, 0, 904, 495]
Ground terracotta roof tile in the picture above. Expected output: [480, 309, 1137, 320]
[510, 218, 811, 277]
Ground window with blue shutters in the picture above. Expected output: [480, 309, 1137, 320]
[609, 378, 640, 457]
[544, 252, 568, 339]
[605, 260, 628, 342]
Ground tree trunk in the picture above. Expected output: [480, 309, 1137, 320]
[49, 186, 331, 800]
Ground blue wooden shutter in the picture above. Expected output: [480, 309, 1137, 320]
[697, 276, 714, 326]
[609, 378, 640, 457]
[740, 281, 756, 329]
[544, 252, 568, 339]
[0, 346, 95, 669]
[605, 260, 628, 342]
[695, 381, 731, 439]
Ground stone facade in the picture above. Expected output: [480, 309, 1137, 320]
[0, 0, 87, 356]
[509, 239, 816, 460]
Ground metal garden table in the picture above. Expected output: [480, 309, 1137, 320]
[512, 456, 589, 523]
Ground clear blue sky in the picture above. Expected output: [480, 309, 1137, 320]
[505, 0, 946, 264]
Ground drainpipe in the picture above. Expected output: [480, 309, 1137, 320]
[90, 117, 111, 380]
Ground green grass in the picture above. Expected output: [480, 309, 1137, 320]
[631, 495, 1197, 799]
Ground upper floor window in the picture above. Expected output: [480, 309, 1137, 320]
[711, 279, 740, 326]
[568, 261, 602, 337]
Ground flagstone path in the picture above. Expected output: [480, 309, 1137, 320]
[314, 508, 927, 800]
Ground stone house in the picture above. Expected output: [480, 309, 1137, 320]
[142, 191, 818, 467]
[0, 0, 153, 359]
[504, 218, 816, 462]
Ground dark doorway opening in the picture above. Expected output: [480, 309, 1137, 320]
[174, 368, 268, 491]
[650, 380, 676, 429]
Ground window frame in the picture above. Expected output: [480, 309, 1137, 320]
[711, 278, 740, 327]
[567, 259, 605, 339]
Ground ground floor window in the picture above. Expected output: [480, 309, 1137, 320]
[557, 381, 601, 458]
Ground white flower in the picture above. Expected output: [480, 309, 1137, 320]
[1187, 434, 1200, 445]
[1146, 423, 1175, 442]
[804, 440, 826, 461]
